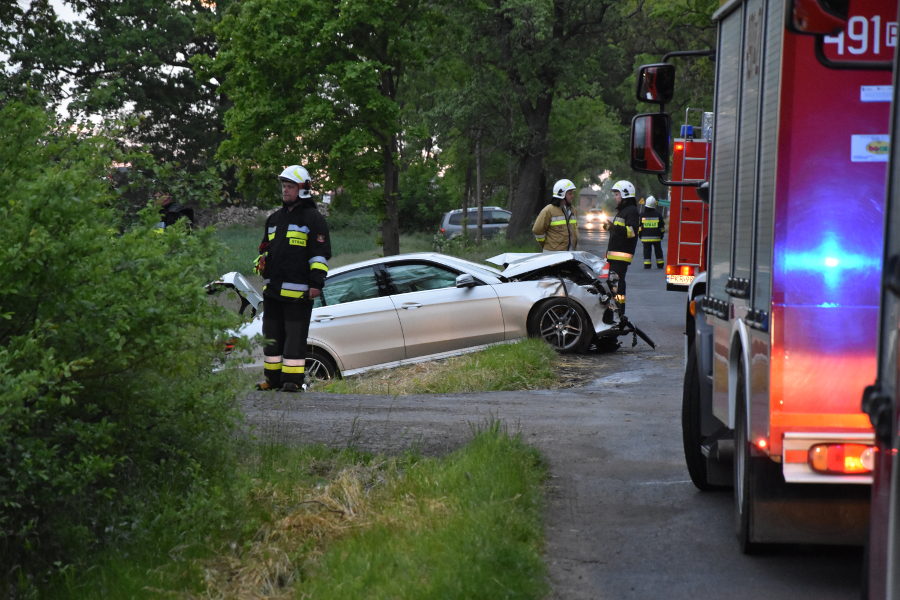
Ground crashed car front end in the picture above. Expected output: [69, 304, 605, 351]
[486, 252, 654, 350]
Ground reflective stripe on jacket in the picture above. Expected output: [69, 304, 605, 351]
[605, 199, 639, 263]
[639, 207, 666, 243]
[533, 203, 578, 251]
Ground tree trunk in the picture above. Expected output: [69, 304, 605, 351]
[381, 137, 401, 256]
[505, 93, 553, 240]
[475, 134, 483, 246]
[462, 161, 472, 239]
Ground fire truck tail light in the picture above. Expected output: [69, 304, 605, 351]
[808, 443, 874, 474]
[757, 438, 768, 450]
[675, 143, 684, 150]
[680, 266, 694, 276]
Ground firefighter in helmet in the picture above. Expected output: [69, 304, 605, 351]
[639, 195, 666, 269]
[533, 179, 579, 252]
[254, 165, 332, 392]
[603, 180, 640, 315]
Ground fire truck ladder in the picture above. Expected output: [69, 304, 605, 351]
[676, 108, 709, 268]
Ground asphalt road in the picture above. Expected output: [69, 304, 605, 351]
[240, 225, 864, 599]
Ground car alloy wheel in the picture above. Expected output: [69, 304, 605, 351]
[534, 299, 588, 353]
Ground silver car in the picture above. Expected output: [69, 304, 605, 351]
[209, 252, 652, 381]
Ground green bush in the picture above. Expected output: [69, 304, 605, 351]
[0, 102, 244, 584]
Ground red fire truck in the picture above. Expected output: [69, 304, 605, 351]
[664, 112, 711, 292]
[631, 0, 895, 552]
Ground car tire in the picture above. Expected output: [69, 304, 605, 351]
[306, 347, 338, 383]
[682, 343, 725, 492]
[528, 298, 591, 354]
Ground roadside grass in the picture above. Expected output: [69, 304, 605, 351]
[54, 425, 548, 600]
[323, 338, 558, 395]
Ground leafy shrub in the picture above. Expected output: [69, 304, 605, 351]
[0, 102, 243, 583]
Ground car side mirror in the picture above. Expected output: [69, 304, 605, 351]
[635, 63, 676, 104]
[456, 273, 476, 288]
[631, 113, 671, 175]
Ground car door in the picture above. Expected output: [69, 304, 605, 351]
[383, 261, 505, 358]
[309, 266, 406, 371]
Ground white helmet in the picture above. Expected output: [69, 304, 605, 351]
[553, 179, 577, 199]
[611, 180, 635, 199]
[279, 165, 312, 198]
[645, 195, 657, 208]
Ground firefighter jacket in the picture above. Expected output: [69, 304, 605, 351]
[533, 203, 578, 251]
[155, 202, 195, 231]
[605, 198, 640, 263]
[258, 198, 331, 300]
[639, 207, 666, 243]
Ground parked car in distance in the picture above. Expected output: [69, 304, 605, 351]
[439, 207, 511, 239]
[208, 251, 655, 383]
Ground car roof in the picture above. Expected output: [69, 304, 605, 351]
[446, 207, 507, 214]
[328, 252, 505, 281]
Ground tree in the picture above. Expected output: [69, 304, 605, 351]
[1, 0, 228, 171]
[0, 102, 242, 578]
[457, 0, 630, 239]
[209, 0, 443, 255]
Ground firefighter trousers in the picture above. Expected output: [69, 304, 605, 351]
[642, 241, 664, 268]
[262, 297, 314, 388]
[607, 259, 629, 315]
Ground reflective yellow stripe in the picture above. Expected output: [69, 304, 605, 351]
[535, 234, 546, 242]
[289, 238, 307, 246]
[268, 233, 276, 240]
[626, 226, 635, 238]
[311, 262, 328, 272]
[642, 237, 661, 242]
[642, 219, 659, 227]
[280, 289, 306, 298]
[264, 362, 282, 371]
[607, 252, 633, 263]
[282, 365, 305, 374]
[549, 219, 568, 226]
[286, 231, 308, 240]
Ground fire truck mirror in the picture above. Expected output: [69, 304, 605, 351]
[635, 63, 675, 104]
[630, 113, 670, 175]
[786, 0, 848, 36]
[696, 182, 709, 204]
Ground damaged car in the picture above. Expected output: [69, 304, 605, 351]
[207, 251, 653, 381]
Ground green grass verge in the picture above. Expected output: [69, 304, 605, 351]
[52, 426, 548, 600]
[324, 338, 558, 395]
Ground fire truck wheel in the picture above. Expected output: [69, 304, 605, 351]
[682, 343, 724, 491]
[528, 298, 592, 354]
[734, 355, 760, 554]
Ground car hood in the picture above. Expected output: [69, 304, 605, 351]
[486, 251, 607, 278]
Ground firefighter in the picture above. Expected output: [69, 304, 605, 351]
[639, 195, 665, 269]
[533, 179, 578, 252]
[153, 191, 195, 232]
[254, 165, 331, 392]
[603, 180, 640, 315]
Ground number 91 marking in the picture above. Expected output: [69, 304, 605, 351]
[824, 16, 898, 56]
